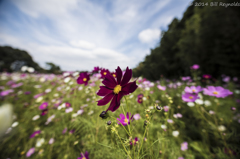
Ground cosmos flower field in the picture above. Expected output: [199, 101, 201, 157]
[0, 65, 240, 159]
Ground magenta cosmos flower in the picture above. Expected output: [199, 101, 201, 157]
[184, 86, 202, 94]
[203, 86, 233, 98]
[39, 102, 48, 110]
[77, 72, 90, 86]
[203, 74, 211, 79]
[97, 67, 138, 112]
[191, 64, 199, 70]
[117, 112, 133, 126]
[78, 151, 89, 159]
[100, 68, 110, 79]
[182, 93, 199, 102]
[130, 137, 139, 145]
[30, 130, 41, 138]
[26, 147, 35, 157]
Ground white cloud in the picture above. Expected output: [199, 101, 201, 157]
[70, 40, 96, 50]
[138, 29, 161, 43]
[1, 0, 192, 71]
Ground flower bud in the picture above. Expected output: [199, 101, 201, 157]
[99, 111, 109, 119]
[107, 120, 112, 125]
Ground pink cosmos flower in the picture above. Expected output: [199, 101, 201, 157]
[39, 102, 48, 110]
[49, 138, 54, 144]
[117, 112, 133, 126]
[97, 67, 138, 112]
[133, 114, 141, 120]
[11, 83, 23, 88]
[26, 147, 35, 157]
[184, 86, 202, 94]
[77, 72, 90, 86]
[181, 142, 188, 151]
[167, 119, 174, 123]
[0, 89, 14, 96]
[182, 76, 191, 81]
[157, 85, 166, 91]
[203, 86, 233, 98]
[34, 93, 45, 99]
[163, 106, 169, 112]
[62, 128, 67, 134]
[182, 93, 199, 102]
[191, 64, 199, 70]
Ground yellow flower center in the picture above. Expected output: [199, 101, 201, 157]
[124, 118, 128, 123]
[192, 89, 195, 92]
[83, 78, 87, 82]
[189, 96, 193, 99]
[113, 74, 116, 77]
[103, 72, 107, 75]
[213, 91, 218, 95]
[113, 85, 121, 94]
[82, 157, 86, 159]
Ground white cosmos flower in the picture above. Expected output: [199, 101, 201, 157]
[187, 102, 195, 107]
[36, 138, 45, 147]
[143, 97, 147, 101]
[11, 121, 19, 127]
[21, 66, 28, 72]
[77, 110, 84, 115]
[209, 110, 215, 114]
[88, 110, 94, 115]
[195, 99, 203, 105]
[36, 96, 43, 103]
[204, 100, 211, 106]
[32, 115, 40, 121]
[39, 77, 46, 82]
[149, 106, 154, 109]
[172, 130, 179, 137]
[73, 72, 79, 77]
[64, 77, 71, 83]
[72, 113, 78, 118]
[161, 125, 167, 129]
[0, 104, 13, 137]
[45, 88, 51, 93]
[27, 67, 35, 73]
[218, 125, 226, 132]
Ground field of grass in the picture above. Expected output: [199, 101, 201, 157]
[0, 67, 239, 159]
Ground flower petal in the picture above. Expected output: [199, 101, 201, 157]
[97, 93, 114, 106]
[77, 77, 84, 84]
[122, 81, 138, 95]
[97, 86, 113, 96]
[115, 66, 122, 84]
[121, 67, 132, 86]
[107, 92, 124, 112]
[102, 73, 117, 89]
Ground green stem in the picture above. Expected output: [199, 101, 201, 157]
[111, 116, 130, 136]
[116, 132, 132, 159]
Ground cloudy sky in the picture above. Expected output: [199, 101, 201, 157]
[0, 0, 192, 71]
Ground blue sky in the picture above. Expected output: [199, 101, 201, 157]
[0, 0, 192, 71]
